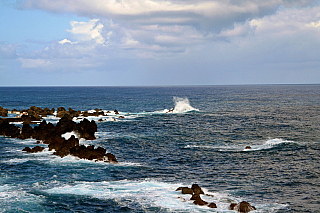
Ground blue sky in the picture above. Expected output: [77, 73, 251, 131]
[1, 0, 320, 86]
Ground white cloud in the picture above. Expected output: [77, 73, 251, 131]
[0, 44, 18, 59]
[58, 39, 72, 44]
[12, 0, 320, 85]
[21, 0, 318, 30]
[67, 19, 105, 44]
[306, 20, 320, 28]
[19, 58, 52, 68]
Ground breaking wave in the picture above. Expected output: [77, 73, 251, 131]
[155, 97, 199, 114]
[185, 138, 295, 152]
[43, 179, 287, 212]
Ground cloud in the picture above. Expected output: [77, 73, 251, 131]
[21, 0, 318, 31]
[19, 58, 52, 68]
[10, 0, 320, 85]
[0, 44, 18, 59]
[67, 19, 105, 44]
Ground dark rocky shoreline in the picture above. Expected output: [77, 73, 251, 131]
[0, 106, 117, 163]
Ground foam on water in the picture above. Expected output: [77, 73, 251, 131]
[61, 131, 80, 140]
[42, 97, 198, 125]
[184, 138, 295, 152]
[0, 185, 45, 212]
[44, 179, 286, 212]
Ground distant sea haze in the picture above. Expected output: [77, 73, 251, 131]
[0, 85, 319, 212]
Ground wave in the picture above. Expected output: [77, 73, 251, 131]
[185, 138, 295, 152]
[43, 179, 287, 212]
[40, 97, 198, 124]
[154, 97, 199, 114]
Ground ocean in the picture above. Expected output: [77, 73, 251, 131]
[0, 85, 319, 212]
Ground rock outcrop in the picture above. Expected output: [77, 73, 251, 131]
[176, 184, 255, 211]
[0, 106, 8, 117]
[0, 118, 20, 138]
[22, 146, 45, 153]
[176, 184, 216, 208]
[0, 106, 117, 164]
[229, 201, 256, 213]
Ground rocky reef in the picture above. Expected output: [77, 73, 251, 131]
[176, 184, 256, 212]
[0, 106, 117, 163]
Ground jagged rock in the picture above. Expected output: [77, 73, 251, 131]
[230, 203, 237, 210]
[18, 124, 34, 139]
[114, 109, 119, 114]
[190, 194, 201, 200]
[50, 135, 79, 158]
[21, 114, 40, 124]
[76, 119, 97, 140]
[0, 106, 115, 163]
[0, 118, 20, 138]
[191, 184, 204, 195]
[55, 114, 77, 135]
[32, 120, 56, 141]
[68, 108, 81, 117]
[57, 107, 69, 118]
[23, 146, 45, 153]
[105, 153, 118, 163]
[69, 145, 116, 162]
[193, 199, 208, 206]
[229, 201, 256, 213]
[0, 106, 8, 117]
[182, 187, 194, 194]
[245, 146, 252, 149]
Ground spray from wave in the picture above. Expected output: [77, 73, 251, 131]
[156, 97, 198, 113]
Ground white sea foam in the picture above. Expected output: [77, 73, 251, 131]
[44, 180, 286, 212]
[43, 98, 198, 124]
[0, 185, 45, 212]
[185, 138, 295, 152]
[61, 131, 79, 140]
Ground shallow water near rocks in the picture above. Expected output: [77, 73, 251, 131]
[0, 85, 319, 212]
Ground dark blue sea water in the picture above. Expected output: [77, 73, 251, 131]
[0, 85, 319, 212]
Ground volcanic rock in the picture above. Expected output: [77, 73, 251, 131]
[76, 118, 97, 140]
[105, 152, 118, 163]
[208, 202, 217, 208]
[193, 199, 208, 206]
[191, 184, 204, 195]
[181, 187, 194, 194]
[0, 106, 8, 117]
[229, 201, 256, 213]
[23, 146, 45, 153]
[18, 123, 34, 139]
[50, 135, 79, 158]
[0, 118, 20, 138]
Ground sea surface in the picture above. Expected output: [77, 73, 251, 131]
[0, 85, 319, 212]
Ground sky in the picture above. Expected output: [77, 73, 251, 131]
[0, 0, 320, 86]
